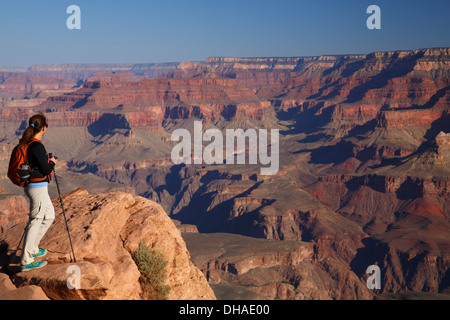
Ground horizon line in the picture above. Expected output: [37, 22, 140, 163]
[1, 46, 449, 70]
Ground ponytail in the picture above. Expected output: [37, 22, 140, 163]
[18, 113, 48, 147]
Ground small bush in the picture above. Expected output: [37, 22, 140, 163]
[132, 242, 171, 300]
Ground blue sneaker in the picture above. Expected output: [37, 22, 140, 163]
[21, 261, 48, 272]
[32, 249, 48, 258]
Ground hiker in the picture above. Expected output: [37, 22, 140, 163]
[18, 113, 58, 271]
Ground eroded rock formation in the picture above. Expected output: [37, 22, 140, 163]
[0, 189, 216, 300]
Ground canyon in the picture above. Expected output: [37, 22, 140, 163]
[0, 47, 449, 300]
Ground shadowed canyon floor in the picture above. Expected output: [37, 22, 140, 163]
[1, 48, 450, 299]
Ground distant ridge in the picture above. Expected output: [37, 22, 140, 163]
[0, 66, 28, 72]
[0, 47, 447, 73]
[28, 62, 179, 73]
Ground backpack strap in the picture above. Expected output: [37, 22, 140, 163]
[18, 147, 26, 160]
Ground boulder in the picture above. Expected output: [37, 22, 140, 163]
[0, 273, 49, 300]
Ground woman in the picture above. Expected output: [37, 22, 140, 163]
[19, 113, 58, 272]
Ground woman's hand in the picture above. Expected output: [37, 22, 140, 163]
[49, 157, 58, 165]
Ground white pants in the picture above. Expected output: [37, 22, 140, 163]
[20, 186, 55, 266]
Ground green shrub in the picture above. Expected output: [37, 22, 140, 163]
[132, 242, 171, 300]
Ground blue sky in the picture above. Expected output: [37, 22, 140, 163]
[0, 0, 449, 66]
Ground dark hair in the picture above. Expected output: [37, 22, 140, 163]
[18, 113, 49, 147]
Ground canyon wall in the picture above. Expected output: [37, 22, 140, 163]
[0, 47, 449, 299]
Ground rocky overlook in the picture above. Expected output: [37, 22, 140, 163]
[0, 189, 215, 300]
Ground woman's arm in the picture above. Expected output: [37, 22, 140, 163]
[28, 142, 55, 176]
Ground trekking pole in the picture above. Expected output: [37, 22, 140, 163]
[50, 154, 77, 263]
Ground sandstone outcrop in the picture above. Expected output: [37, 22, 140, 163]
[0, 189, 216, 300]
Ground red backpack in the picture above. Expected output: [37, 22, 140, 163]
[7, 138, 45, 187]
